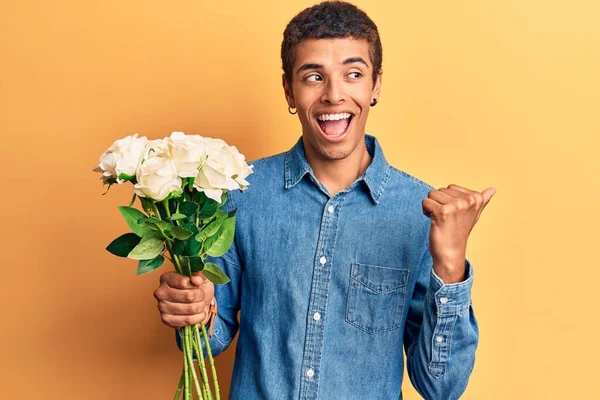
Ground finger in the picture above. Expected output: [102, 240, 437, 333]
[481, 187, 496, 206]
[427, 189, 455, 205]
[154, 286, 206, 304]
[447, 184, 471, 193]
[159, 271, 196, 290]
[190, 271, 207, 287]
[438, 187, 471, 200]
[158, 298, 211, 316]
[161, 313, 207, 329]
[422, 197, 442, 219]
[475, 187, 496, 221]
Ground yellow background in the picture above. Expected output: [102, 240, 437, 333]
[1, 0, 598, 398]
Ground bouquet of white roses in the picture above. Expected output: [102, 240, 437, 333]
[93, 131, 253, 399]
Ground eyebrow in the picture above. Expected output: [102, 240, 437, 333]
[295, 57, 369, 74]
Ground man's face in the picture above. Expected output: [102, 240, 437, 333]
[283, 37, 382, 161]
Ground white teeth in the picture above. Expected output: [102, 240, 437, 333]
[316, 112, 352, 121]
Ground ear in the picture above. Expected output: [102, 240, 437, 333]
[372, 69, 382, 100]
[282, 73, 295, 108]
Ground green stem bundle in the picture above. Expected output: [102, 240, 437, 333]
[151, 200, 221, 399]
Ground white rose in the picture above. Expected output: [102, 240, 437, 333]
[133, 155, 183, 202]
[142, 137, 171, 161]
[226, 145, 254, 189]
[93, 133, 148, 184]
[194, 141, 253, 202]
[168, 131, 209, 178]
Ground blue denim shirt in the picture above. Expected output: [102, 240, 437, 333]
[177, 134, 479, 399]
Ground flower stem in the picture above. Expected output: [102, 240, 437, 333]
[174, 370, 184, 400]
[162, 198, 172, 218]
[199, 323, 220, 400]
[191, 324, 213, 399]
[183, 334, 190, 399]
[184, 326, 203, 398]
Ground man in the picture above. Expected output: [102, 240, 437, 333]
[154, 1, 495, 399]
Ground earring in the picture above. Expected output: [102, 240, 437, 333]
[370, 98, 378, 107]
[288, 105, 297, 115]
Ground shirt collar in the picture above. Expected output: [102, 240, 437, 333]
[284, 133, 391, 204]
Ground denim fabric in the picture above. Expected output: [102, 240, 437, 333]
[176, 134, 478, 399]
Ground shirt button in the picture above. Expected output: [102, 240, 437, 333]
[327, 205, 334, 213]
[440, 297, 449, 304]
[319, 256, 327, 265]
[306, 368, 314, 378]
[436, 336, 444, 343]
[313, 312, 321, 321]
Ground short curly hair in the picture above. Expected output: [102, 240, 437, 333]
[281, 0, 383, 88]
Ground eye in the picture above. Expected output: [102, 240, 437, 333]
[305, 74, 322, 82]
[348, 72, 362, 79]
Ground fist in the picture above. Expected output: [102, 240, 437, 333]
[422, 184, 496, 275]
[153, 270, 214, 329]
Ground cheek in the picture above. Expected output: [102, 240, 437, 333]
[347, 86, 372, 106]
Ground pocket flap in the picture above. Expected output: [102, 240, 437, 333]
[350, 263, 409, 293]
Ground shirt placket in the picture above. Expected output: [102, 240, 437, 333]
[298, 196, 342, 400]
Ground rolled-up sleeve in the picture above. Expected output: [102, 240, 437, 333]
[403, 242, 479, 400]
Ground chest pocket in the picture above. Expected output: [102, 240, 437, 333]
[345, 263, 410, 335]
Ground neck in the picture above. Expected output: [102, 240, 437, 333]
[303, 136, 372, 197]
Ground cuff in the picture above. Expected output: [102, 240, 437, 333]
[428, 258, 474, 315]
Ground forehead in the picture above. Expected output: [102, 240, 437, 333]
[294, 37, 371, 68]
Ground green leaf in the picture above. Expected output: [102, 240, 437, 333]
[140, 230, 164, 243]
[118, 206, 150, 237]
[198, 198, 219, 220]
[172, 238, 187, 256]
[137, 255, 165, 275]
[205, 216, 236, 257]
[182, 223, 201, 257]
[106, 233, 141, 257]
[220, 191, 228, 205]
[171, 225, 193, 240]
[127, 238, 164, 260]
[182, 188, 192, 203]
[179, 201, 199, 218]
[202, 262, 231, 284]
[180, 256, 204, 273]
[138, 197, 155, 216]
[195, 212, 227, 241]
[142, 219, 172, 234]
[170, 212, 187, 221]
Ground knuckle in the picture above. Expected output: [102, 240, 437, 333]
[440, 205, 452, 217]
[161, 314, 172, 326]
[474, 193, 484, 205]
[154, 288, 165, 300]
[185, 291, 195, 302]
[187, 303, 199, 315]
[160, 271, 174, 284]
[467, 195, 477, 207]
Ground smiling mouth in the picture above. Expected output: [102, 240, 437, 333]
[316, 114, 354, 137]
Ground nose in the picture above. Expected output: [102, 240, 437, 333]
[320, 77, 345, 105]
